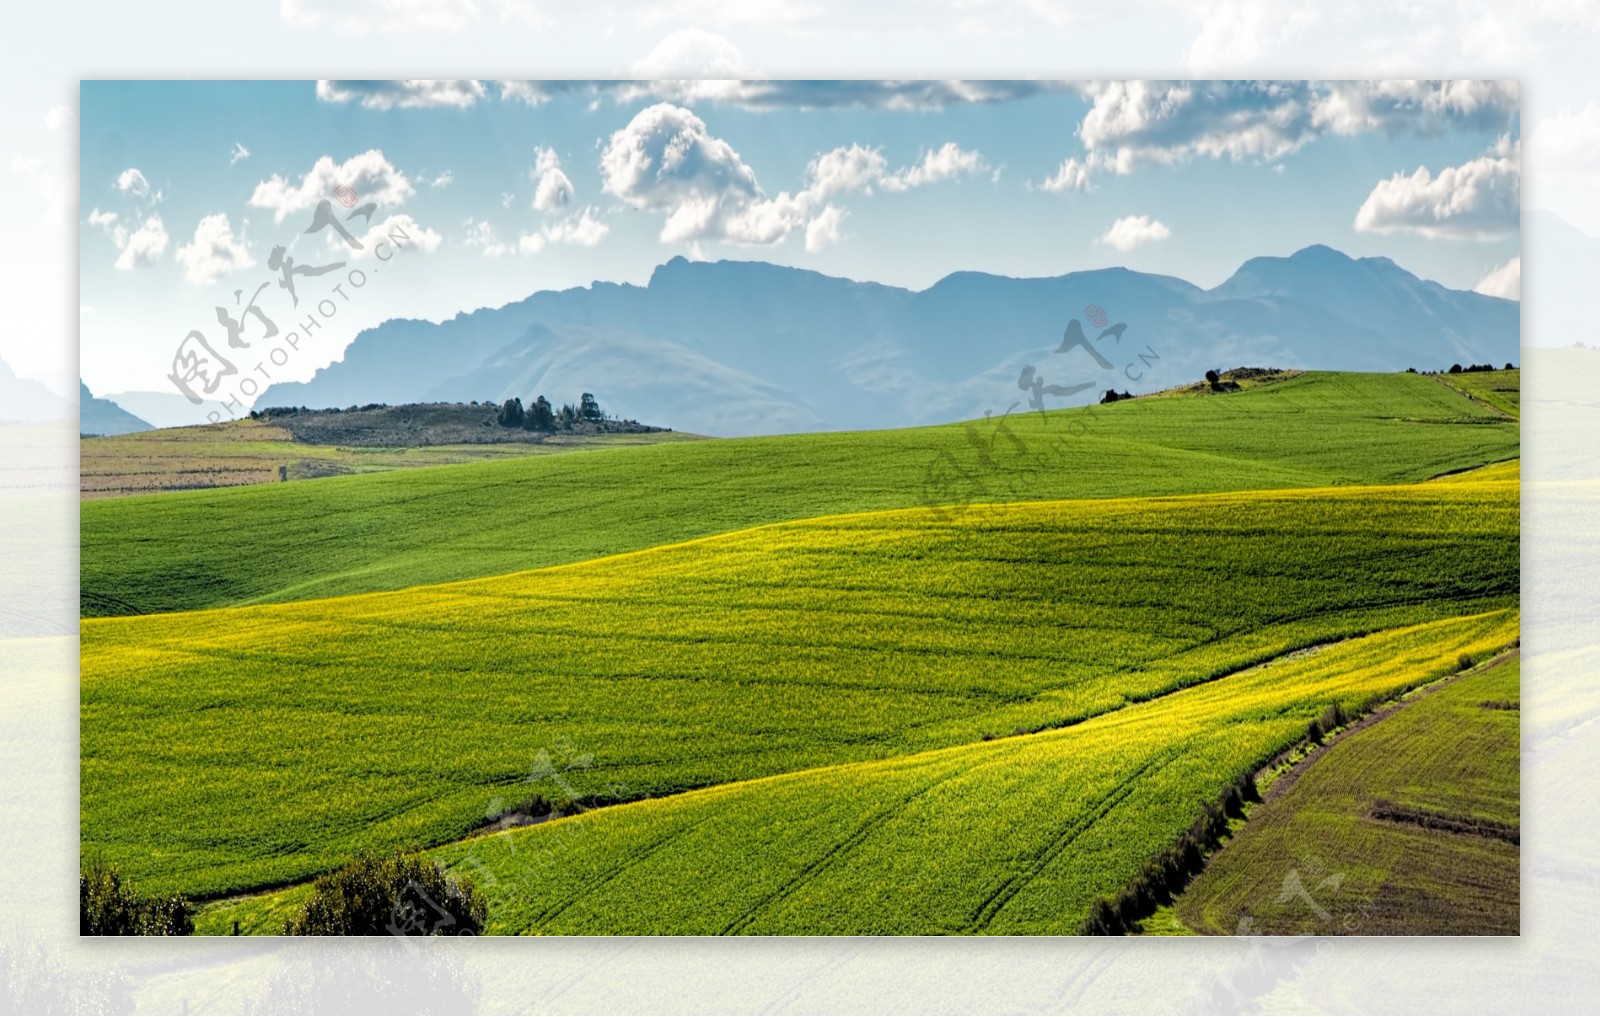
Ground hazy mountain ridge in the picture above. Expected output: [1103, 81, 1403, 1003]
[79, 381, 153, 436]
[257, 246, 1520, 436]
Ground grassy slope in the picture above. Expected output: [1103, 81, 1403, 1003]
[197, 610, 1518, 935]
[80, 418, 700, 499]
[80, 371, 1518, 617]
[82, 477, 1518, 900]
[1171, 654, 1520, 935]
[1434, 368, 1521, 418]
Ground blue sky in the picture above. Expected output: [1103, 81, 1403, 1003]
[78, 79, 1520, 400]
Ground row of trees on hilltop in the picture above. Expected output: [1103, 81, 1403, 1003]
[497, 392, 605, 430]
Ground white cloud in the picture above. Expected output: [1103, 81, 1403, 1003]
[430, 170, 454, 188]
[1100, 214, 1171, 251]
[600, 102, 799, 245]
[343, 213, 442, 258]
[462, 217, 513, 257]
[880, 142, 987, 191]
[804, 205, 847, 252]
[282, 0, 481, 33]
[1353, 136, 1520, 240]
[517, 232, 547, 255]
[315, 79, 486, 109]
[1474, 257, 1521, 299]
[174, 214, 254, 284]
[804, 144, 889, 200]
[1075, 80, 1518, 176]
[541, 206, 609, 246]
[248, 149, 415, 224]
[1037, 157, 1091, 193]
[113, 215, 169, 270]
[601, 103, 986, 248]
[116, 168, 153, 199]
[230, 142, 251, 166]
[531, 147, 573, 212]
[498, 74, 1069, 112]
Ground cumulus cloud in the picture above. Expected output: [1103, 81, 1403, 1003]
[175, 213, 254, 283]
[462, 217, 513, 257]
[88, 203, 170, 270]
[1474, 257, 1520, 299]
[804, 205, 846, 252]
[342, 213, 442, 258]
[600, 102, 798, 244]
[880, 142, 987, 192]
[230, 142, 251, 165]
[497, 74, 1068, 112]
[804, 144, 889, 200]
[430, 170, 453, 188]
[1100, 214, 1171, 251]
[316, 79, 486, 109]
[463, 208, 608, 257]
[113, 215, 169, 269]
[1036, 156, 1091, 193]
[600, 103, 988, 250]
[531, 147, 573, 212]
[1073, 79, 1519, 179]
[248, 149, 415, 223]
[116, 167, 154, 199]
[1353, 136, 1520, 240]
[541, 206, 609, 246]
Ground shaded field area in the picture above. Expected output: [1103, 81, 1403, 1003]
[1434, 368, 1521, 418]
[81, 371, 1518, 617]
[1171, 654, 1520, 935]
[196, 610, 1518, 935]
[80, 417, 700, 499]
[81, 477, 1518, 905]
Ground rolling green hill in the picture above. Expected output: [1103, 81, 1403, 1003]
[81, 371, 1517, 618]
[82, 475, 1517, 904]
[194, 608, 1517, 935]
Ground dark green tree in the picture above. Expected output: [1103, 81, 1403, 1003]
[497, 397, 525, 428]
[579, 392, 603, 422]
[283, 851, 486, 936]
[525, 395, 555, 430]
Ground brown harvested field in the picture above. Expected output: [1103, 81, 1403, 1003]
[80, 412, 702, 499]
[1170, 653, 1520, 935]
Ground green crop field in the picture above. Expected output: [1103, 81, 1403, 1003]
[81, 371, 1517, 618]
[83, 474, 1517, 906]
[79, 369, 1522, 936]
[1434, 368, 1521, 418]
[194, 609, 1517, 935]
[1169, 653, 1520, 935]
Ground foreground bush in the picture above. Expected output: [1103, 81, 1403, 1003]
[79, 859, 193, 936]
[284, 851, 486, 936]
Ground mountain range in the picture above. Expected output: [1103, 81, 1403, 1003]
[79, 381, 153, 436]
[255, 244, 1521, 437]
